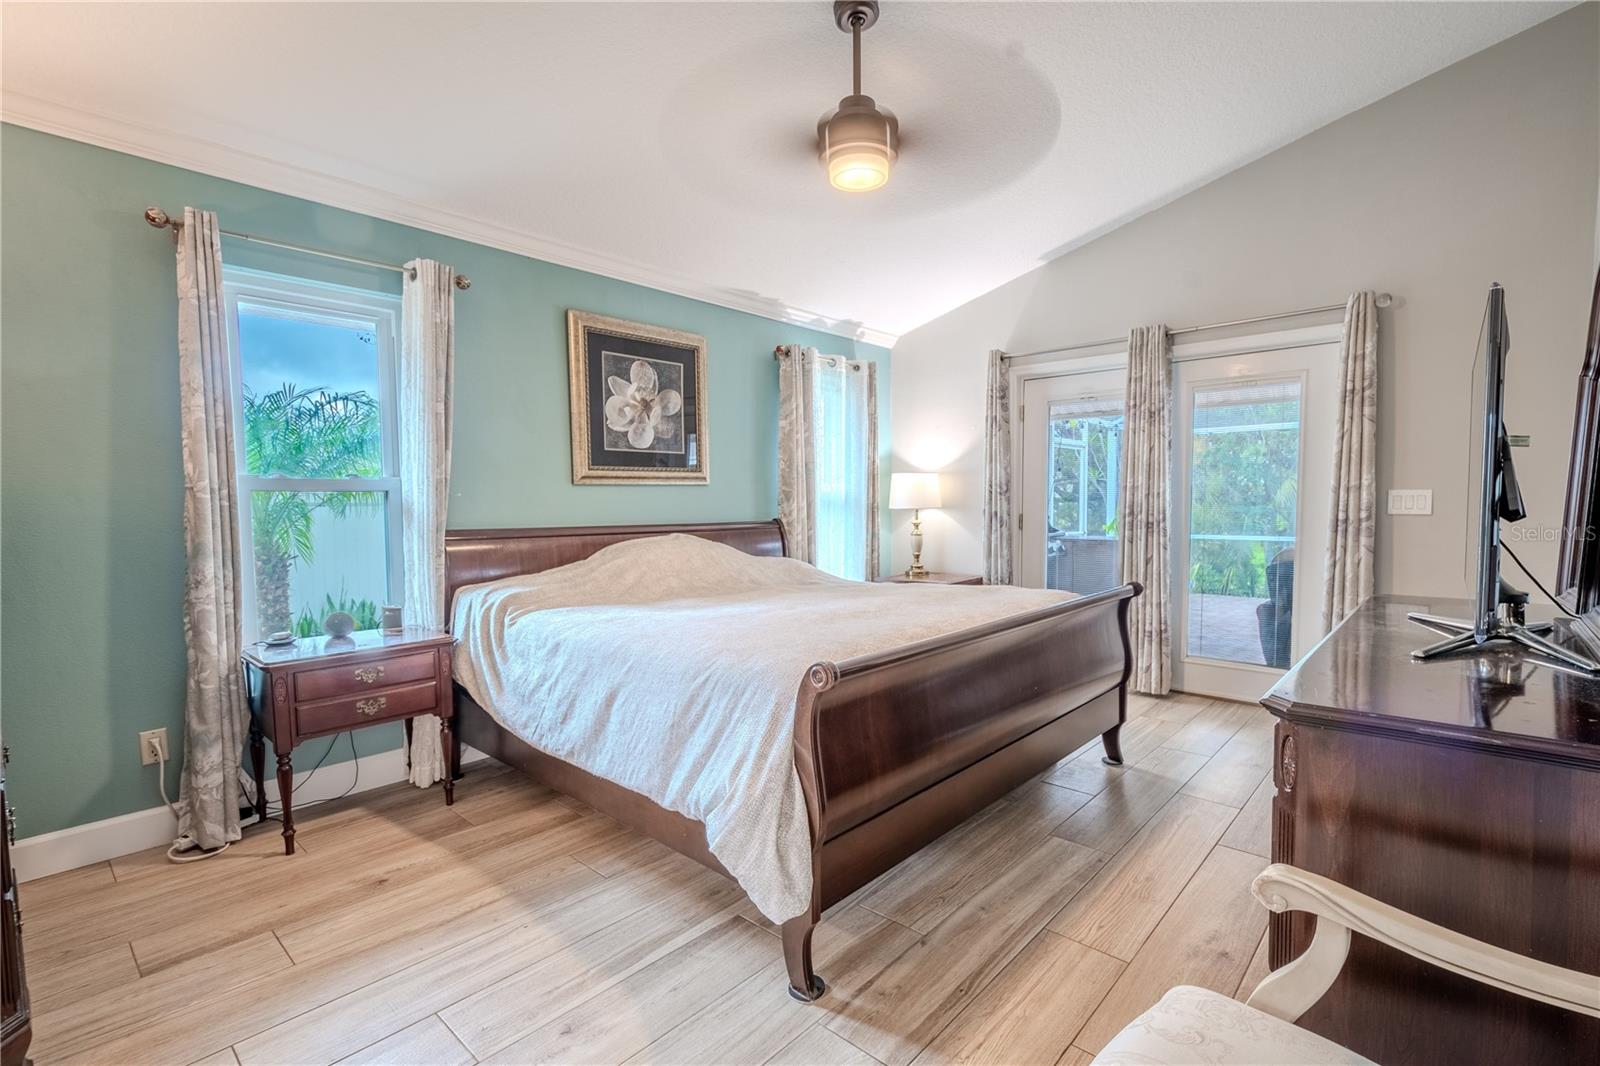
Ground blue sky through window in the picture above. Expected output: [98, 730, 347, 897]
[238, 309, 379, 401]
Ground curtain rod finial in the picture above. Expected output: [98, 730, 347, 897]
[454, 274, 471, 291]
[1375, 292, 1393, 308]
[144, 206, 173, 229]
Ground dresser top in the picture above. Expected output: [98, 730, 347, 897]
[1263, 595, 1600, 767]
[241, 626, 453, 669]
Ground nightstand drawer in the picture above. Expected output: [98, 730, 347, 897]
[295, 680, 439, 737]
[294, 650, 438, 702]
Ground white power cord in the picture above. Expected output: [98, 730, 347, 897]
[152, 738, 230, 864]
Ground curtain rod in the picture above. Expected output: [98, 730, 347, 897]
[1007, 292, 1391, 361]
[143, 207, 472, 290]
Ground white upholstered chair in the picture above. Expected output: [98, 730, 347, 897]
[1092, 863, 1600, 1065]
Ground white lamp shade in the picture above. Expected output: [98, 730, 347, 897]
[890, 472, 942, 510]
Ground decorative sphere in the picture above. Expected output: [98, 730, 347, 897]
[323, 611, 357, 638]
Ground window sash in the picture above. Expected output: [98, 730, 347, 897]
[223, 267, 402, 641]
[811, 356, 874, 581]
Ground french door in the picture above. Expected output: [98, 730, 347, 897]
[1171, 334, 1338, 700]
[1017, 327, 1339, 701]
[1018, 368, 1126, 591]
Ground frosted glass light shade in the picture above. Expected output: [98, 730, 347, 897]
[818, 94, 898, 193]
[827, 148, 890, 192]
[890, 472, 942, 510]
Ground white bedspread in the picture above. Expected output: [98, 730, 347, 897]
[451, 533, 1072, 921]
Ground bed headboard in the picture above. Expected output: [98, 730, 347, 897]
[443, 520, 788, 610]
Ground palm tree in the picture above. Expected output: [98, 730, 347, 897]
[243, 383, 382, 633]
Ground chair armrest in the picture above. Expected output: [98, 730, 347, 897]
[1244, 863, 1600, 1023]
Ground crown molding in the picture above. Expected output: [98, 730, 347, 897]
[1, 92, 899, 349]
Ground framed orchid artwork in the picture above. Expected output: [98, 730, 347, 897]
[566, 310, 709, 484]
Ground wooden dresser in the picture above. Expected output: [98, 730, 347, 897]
[1, 743, 30, 1066]
[1263, 595, 1600, 1065]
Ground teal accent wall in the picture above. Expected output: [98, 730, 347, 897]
[0, 124, 891, 838]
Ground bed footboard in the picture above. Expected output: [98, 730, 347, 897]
[781, 581, 1139, 1000]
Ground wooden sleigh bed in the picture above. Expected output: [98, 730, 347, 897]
[443, 519, 1138, 1001]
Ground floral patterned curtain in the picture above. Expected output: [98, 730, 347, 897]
[982, 350, 1014, 585]
[1120, 326, 1173, 695]
[401, 259, 456, 786]
[777, 345, 820, 564]
[173, 207, 246, 853]
[1322, 291, 1379, 629]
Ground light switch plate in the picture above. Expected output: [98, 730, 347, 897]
[1387, 489, 1433, 516]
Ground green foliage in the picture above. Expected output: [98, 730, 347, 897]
[244, 383, 383, 567]
[293, 587, 383, 638]
[1187, 397, 1299, 598]
[1049, 416, 1122, 536]
[244, 382, 384, 634]
[244, 382, 381, 479]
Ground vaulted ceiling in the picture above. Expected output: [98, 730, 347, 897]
[1, 2, 1571, 343]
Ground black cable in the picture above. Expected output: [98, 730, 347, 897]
[1502, 541, 1579, 618]
[245, 731, 362, 823]
[288, 731, 342, 793]
[331, 731, 361, 802]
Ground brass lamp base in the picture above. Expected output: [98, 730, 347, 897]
[904, 508, 929, 578]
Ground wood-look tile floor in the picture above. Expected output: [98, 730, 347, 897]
[22, 692, 1276, 1066]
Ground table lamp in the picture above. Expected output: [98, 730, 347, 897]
[889, 472, 943, 578]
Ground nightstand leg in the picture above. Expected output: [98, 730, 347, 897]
[438, 710, 457, 800]
[249, 726, 267, 820]
[439, 716, 455, 805]
[276, 752, 296, 854]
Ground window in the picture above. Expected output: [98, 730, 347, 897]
[812, 356, 876, 580]
[223, 269, 402, 642]
[1045, 395, 1124, 593]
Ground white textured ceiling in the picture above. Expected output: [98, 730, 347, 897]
[0, 2, 1571, 342]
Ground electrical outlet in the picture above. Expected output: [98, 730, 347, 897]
[1387, 489, 1433, 516]
[138, 728, 170, 766]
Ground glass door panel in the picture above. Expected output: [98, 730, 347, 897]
[1185, 380, 1302, 667]
[1018, 369, 1125, 590]
[1046, 397, 1124, 593]
[1172, 334, 1337, 702]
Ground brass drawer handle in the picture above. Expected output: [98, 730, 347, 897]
[354, 666, 385, 685]
[355, 696, 388, 718]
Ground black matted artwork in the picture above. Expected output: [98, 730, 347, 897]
[566, 310, 708, 484]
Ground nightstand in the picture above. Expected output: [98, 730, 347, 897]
[875, 572, 984, 585]
[241, 627, 455, 854]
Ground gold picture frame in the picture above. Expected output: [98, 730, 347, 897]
[567, 309, 709, 484]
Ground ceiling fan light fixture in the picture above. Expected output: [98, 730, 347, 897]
[818, 1, 897, 193]
[819, 94, 899, 192]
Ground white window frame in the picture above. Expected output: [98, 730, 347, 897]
[223, 267, 403, 643]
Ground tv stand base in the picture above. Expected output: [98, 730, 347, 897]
[1408, 611, 1600, 673]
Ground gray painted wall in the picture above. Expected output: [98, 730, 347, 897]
[889, 5, 1600, 603]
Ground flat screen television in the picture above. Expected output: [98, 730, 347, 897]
[1410, 276, 1600, 672]
[1466, 284, 1517, 640]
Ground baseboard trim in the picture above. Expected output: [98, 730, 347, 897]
[13, 744, 488, 882]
